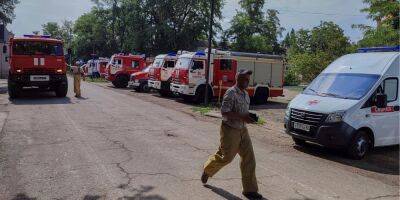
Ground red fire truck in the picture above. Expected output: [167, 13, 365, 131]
[8, 35, 68, 98]
[148, 53, 178, 95]
[170, 50, 285, 104]
[106, 53, 148, 88]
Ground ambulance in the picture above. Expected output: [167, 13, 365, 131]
[8, 35, 68, 98]
[284, 46, 400, 159]
[170, 50, 285, 104]
[148, 53, 178, 95]
[106, 53, 148, 88]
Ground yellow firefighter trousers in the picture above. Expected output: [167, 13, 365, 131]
[204, 123, 258, 193]
[73, 74, 81, 97]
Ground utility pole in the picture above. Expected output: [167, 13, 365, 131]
[204, 0, 215, 105]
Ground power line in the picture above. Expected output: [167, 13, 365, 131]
[275, 9, 366, 17]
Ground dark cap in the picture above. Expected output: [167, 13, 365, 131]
[238, 69, 253, 75]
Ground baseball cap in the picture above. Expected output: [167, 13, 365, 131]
[238, 69, 253, 75]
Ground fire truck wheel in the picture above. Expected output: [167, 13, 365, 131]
[8, 79, 20, 99]
[113, 75, 129, 88]
[194, 85, 212, 104]
[140, 83, 150, 93]
[55, 82, 68, 97]
[253, 87, 269, 105]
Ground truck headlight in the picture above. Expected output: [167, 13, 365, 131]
[285, 108, 291, 118]
[325, 111, 346, 123]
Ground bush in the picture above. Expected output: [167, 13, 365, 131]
[284, 69, 300, 86]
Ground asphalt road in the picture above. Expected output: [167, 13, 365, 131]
[0, 79, 398, 200]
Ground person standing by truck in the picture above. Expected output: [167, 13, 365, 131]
[72, 62, 83, 98]
[201, 69, 262, 200]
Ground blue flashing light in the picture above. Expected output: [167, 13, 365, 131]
[23, 34, 51, 38]
[195, 51, 205, 56]
[167, 52, 177, 56]
[358, 45, 400, 53]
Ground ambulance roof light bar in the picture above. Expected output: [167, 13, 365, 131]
[358, 45, 400, 53]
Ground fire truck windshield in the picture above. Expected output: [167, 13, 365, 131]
[153, 58, 164, 67]
[12, 41, 63, 56]
[175, 57, 191, 69]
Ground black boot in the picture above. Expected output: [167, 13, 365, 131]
[201, 171, 209, 184]
[242, 192, 263, 199]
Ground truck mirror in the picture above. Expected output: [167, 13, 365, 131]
[5, 57, 8, 62]
[376, 93, 387, 108]
[2, 45, 6, 54]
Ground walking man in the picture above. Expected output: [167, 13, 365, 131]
[202, 69, 262, 199]
[72, 62, 83, 98]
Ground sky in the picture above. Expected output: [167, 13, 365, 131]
[9, 0, 375, 42]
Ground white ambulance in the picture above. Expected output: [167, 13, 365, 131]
[284, 46, 400, 159]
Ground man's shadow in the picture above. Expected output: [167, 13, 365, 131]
[204, 184, 268, 200]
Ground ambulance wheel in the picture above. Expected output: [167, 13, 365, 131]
[139, 83, 150, 93]
[253, 87, 269, 105]
[8, 79, 20, 99]
[292, 137, 306, 146]
[114, 75, 129, 88]
[347, 131, 372, 160]
[55, 81, 68, 97]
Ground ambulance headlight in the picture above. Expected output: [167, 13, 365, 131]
[285, 108, 291, 118]
[325, 111, 346, 123]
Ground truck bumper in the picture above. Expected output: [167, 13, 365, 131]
[9, 74, 67, 86]
[284, 117, 356, 148]
[148, 80, 161, 90]
[170, 83, 192, 95]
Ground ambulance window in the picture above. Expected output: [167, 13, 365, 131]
[164, 61, 175, 68]
[132, 60, 140, 69]
[384, 78, 398, 102]
[192, 61, 204, 70]
[220, 59, 232, 71]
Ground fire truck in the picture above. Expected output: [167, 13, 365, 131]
[128, 64, 152, 92]
[170, 50, 285, 104]
[148, 53, 178, 95]
[8, 35, 68, 98]
[106, 53, 148, 88]
[97, 57, 109, 78]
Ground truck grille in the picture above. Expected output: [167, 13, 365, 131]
[289, 109, 327, 138]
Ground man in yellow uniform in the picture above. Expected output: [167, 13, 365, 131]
[202, 69, 262, 199]
[72, 62, 83, 98]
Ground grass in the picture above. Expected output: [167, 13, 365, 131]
[192, 106, 213, 115]
[256, 116, 266, 126]
[284, 85, 305, 92]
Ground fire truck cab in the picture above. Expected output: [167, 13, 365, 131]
[170, 50, 284, 104]
[106, 53, 147, 88]
[148, 53, 178, 95]
[8, 35, 68, 98]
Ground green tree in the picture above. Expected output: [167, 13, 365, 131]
[354, 0, 399, 47]
[0, 0, 19, 24]
[227, 0, 284, 53]
[286, 22, 351, 83]
[42, 20, 74, 48]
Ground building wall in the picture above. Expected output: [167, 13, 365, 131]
[0, 26, 11, 79]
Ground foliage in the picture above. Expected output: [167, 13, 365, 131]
[192, 106, 212, 115]
[0, 0, 19, 24]
[70, 0, 223, 61]
[227, 0, 284, 54]
[284, 68, 300, 86]
[355, 0, 399, 47]
[284, 22, 351, 83]
[42, 20, 74, 48]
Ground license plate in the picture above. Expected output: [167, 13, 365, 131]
[293, 122, 310, 132]
[30, 75, 49, 81]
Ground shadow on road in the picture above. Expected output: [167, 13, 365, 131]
[9, 88, 73, 105]
[11, 193, 36, 200]
[204, 184, 243, 200]
[294, 143, 399, 175]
